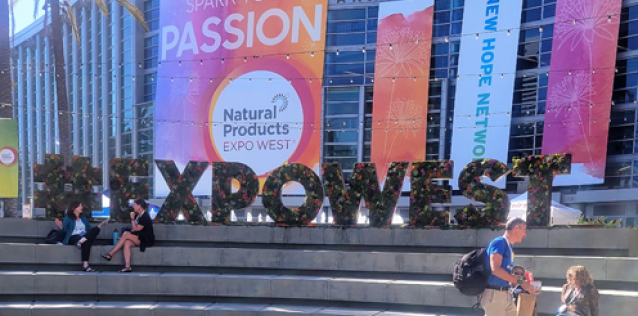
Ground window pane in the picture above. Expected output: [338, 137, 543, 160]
[608, 140, 633, 155]
[324, 131, 359, 143]
[543, 4, 556, 18]
[522, 9, 541, 23]
[327, 34, 365, 46]
[324, 145, 358, 157]
[327, 21, 366, 33]
[325, 51, 365, 63]
[605, 161, 632, 176]
[326, 88, 359, 102]
[325, 103, 359, 115]
[324, 158, 357, 169]
[326, 118, 359, 129]
[328, 9, 366, 21]
[325, 63, 365, 76]
[435, 0, 451, 10]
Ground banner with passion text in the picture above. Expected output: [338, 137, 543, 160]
[155, 0, 327, 196]
[371, 0, 433, 185]
[542, 0, 622, 186]
[450, 0, 524, 189]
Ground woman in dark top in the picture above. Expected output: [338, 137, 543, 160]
[55, 201, 109, 272]
[558, 265, 599, 316]
[101, 199, 154, 272]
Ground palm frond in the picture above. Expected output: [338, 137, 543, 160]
[65, 5, 80, 44]
[93, 0, 109, 16]
[114, 0, 148, 32]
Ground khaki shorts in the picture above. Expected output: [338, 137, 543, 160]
[481, 288, 517, 316]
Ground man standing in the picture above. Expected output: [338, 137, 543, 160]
[482, 217, 538, 316]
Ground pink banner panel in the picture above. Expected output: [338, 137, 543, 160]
[542, 0, 622, 185]
[371, 0, 434, 184]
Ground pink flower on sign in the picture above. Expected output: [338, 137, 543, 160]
[376, 27, 431, 78]
[555, 0, 620, 52]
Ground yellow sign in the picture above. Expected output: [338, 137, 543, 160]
[0, 119, 19, 198]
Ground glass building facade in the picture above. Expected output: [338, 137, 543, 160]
[10, 0, 638, 225]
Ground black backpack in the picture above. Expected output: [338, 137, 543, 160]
[44, 229, 66, 244]
[453, 248, 491, 296]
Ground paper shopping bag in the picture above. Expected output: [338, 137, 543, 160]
[517, 293, 537, 316]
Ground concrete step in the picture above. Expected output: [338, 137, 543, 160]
[1, 243, 636, 284]
[1, 218, 635, 256]
[0, 302, 480, 316]
[0, 271, 636, 315]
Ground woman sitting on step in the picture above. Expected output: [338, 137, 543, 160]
[557, 265, 599, 316]
[101, 199, 155, 273]
[55, 201, 109, 272]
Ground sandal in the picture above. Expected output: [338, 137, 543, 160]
[83, 266, 95, 272]
[101, 253, 112, 261]
[118, 267, 132, 273]
[76, 237, 87, 249]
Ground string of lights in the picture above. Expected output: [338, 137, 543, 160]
[0, 65, 626, 85]
[0, 102, 614, 132]
[1, 10, 628, 71]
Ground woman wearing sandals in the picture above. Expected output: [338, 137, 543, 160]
[101, 199, 154, 272]
[55, 201, 109, 272]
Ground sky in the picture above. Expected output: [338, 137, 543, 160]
[9, 0, 45, 35]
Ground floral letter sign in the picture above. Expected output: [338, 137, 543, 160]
[513, 154, 571, 226]
[409, 160, 453, 227]
[34, 155, 101, 219]
[351, 162, 408, 228]
[322, 162, 408, 227]
[109, 158, 149, 222]
[262, 163, 324, 226]
[155, 160, 209, 225]
[455, 159, 510, 228]
[211, 162, 259, 225]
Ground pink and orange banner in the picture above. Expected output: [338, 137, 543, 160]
[155, 1, 327, 196]
[542, 0, 622, 185]
[371, 0, 434, 183]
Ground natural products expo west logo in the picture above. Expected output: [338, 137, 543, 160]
[211, 72, 305, 177]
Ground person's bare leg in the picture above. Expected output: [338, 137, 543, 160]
[108, 232, 131, 256]
[123, 240, 133, 268]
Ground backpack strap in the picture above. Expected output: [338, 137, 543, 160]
[472, 294, 482, 311]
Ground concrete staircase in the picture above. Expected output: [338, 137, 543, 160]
[0, 218, 636, 315]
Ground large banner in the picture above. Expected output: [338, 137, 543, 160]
[450, 0, 524, 189]
[542, 0, 622, 185]
[371, 0, 433, 184]
[0, 119, 18, 198]
[155, 0, 327, 196]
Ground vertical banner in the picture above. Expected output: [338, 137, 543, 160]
[155, 1, 327, 196]
[450, 0, 524, 189]
[0, 119, 19, 198]
[371, 0, 433, 184]
[542, 0, 622, 185]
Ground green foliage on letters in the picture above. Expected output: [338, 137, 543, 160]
[155, 160, 209, 225]
[109, 158, 149, 222]
[211, 162, 259, 225]
[409, 160, 453, 227]
[262, 163, 324, 226]
[513, 154, 571, 226]
[455, 159, 510, 228]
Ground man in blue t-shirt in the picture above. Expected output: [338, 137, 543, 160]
[481, 217, 539, 316]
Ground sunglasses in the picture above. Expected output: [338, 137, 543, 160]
[513, 272, 524, 276]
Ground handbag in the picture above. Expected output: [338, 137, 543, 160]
[44, 229, 66, 244]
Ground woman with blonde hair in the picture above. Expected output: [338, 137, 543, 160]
[558, 265, 599, 316]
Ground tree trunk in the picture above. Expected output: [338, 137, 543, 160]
[49, 0, 72, 166]
[0, 0, 19, 217]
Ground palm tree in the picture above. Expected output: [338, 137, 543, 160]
[40, 0, 147, 166]
[0, 0, 19, 217]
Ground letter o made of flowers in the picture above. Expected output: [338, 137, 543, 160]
[262, 163, 324, 226]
